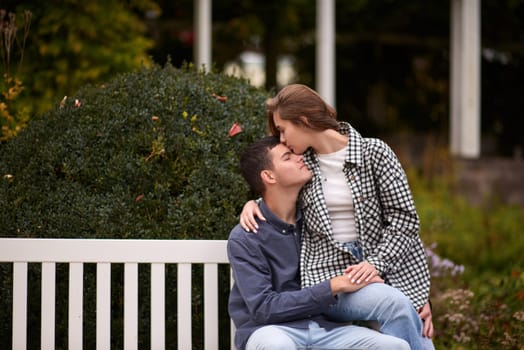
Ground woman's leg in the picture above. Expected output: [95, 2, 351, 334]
[325, 283, 424, 349]
[309, 322, 410, 350]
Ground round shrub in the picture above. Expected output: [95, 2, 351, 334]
[0, 63, 269, 239]
[0, 63, 269, 348]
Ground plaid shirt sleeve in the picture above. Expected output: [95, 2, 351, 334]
[300, 122, 430, 310]
[362, 138, 420, 274]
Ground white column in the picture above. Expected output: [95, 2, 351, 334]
[194, 0, 212, 70]
[316, 0, 335, 107]
[450, 0, 481, 158]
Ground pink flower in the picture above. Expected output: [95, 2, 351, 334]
[74, 99, 82, 108]
[228, 123, 242, 137]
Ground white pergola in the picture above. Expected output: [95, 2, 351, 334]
[193, 0, 481, 159]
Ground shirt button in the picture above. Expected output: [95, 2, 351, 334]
[350, 175, 356, 181]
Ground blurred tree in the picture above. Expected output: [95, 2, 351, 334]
[2, 0, 523, 155]
[149, 0, 313, 91]
[0, 9, 32, 141]
[0, 0, 159, 134]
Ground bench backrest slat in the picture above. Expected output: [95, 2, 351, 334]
[69, 262, 84, 350]
[124, 262, 138, 350]
[13, 262, 28, 350]
[151, 263, 166, 349]
[0, 238, 233, 350]
[177, 263, 192, 349]
[42, 262, 56, 350]
[97, 262, 111, 350]
[205, 264, 219, 350]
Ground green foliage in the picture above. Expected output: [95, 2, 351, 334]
[6, 0, 158, 118]
[0, 9, 32, 141]
[0, 63, 268, 240]
[0, 63, 268, 348]
[412, 171, 524, 275]
[410, 169, 524, 349]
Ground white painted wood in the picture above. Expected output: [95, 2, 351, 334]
[69, 262, 84, 350]
[0, 239, 233, 349]
[13, 262, 28, 350]
[151, 263, 165, 350]
[177, 263, 192, 349]
[194, 0, 212, 70]
[96, 263, 111, 350]
[124, 263, 138, 350]
[41, 262, 56, 350]
[450, 0, 461, 157]
[230, 269, 236, 350]
[450, 0, 481, 158]
[316, 0, 336, 107]
[0, 239, 228, 263]
[204, 264, 218, 350]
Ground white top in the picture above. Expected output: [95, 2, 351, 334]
[318, 146, 357, 243]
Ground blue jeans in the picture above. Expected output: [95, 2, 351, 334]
[246, 321, 410, 350]
[334, 241, 435, 350]
[325, 283, 434, 350]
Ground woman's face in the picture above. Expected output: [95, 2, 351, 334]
[273, 110, 312, 155]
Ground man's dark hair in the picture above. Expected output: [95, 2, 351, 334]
[239, 135, 280, 195]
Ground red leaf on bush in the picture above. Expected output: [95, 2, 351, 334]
[212, 93, 228, 102]
[135, 194, 144, 202]
[228, 123, 242, 137]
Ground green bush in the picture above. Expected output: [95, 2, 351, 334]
[0, 62, 268, 239]
[0, 63, 269, 348]
[410, 169, 524, 349]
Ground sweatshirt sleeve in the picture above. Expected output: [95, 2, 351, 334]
[227, 234, 336, 325]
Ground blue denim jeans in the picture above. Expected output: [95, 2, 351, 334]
[246, 321, 410, 350]
[333, 241, 435, 350]
[325, 283, 433, 349]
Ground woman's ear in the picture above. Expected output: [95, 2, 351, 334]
[299, 115, 310, 127]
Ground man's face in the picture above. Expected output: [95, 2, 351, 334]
[268, 143, 312, 188]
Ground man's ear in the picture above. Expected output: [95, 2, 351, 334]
[260, 170, 276, 184]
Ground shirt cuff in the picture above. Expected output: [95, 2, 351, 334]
[365, 256, 387, 277]
[310, 280, 338, 305]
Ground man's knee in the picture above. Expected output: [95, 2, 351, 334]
[246, 326, 296, 350]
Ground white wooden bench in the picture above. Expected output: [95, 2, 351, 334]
[0, 238, 234, 350]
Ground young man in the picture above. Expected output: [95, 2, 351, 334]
[227, 135, 411, 350]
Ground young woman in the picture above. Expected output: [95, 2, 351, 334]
[240, 84, 434, 348]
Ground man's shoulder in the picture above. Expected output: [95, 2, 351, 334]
[228, 224, 249, 241]
[228, 221, 275, 245]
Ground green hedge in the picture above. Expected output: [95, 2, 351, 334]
[0, 63, 268, 239]
[0, 63, 269, 348]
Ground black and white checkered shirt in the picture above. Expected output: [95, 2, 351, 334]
[299, 122, 430, 310]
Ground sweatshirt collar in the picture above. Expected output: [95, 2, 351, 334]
[259, 199, 302, 235]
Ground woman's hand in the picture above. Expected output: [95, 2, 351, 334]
[344, 261, 379, 284]
[418, 301, 434, 338]
[239, 200, 265, 233]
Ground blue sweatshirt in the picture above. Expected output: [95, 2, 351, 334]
[227, 200, 340, 350]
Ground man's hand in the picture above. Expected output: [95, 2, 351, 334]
[239, 200, 265, 233]
[330, 274, 384, 295]
[418, 301, 434, 338]
[344, 261, 379, 284]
